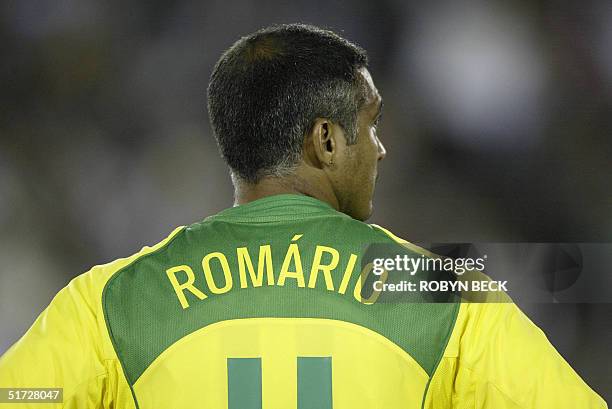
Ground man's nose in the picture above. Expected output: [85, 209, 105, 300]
[377, 139, 387, 160]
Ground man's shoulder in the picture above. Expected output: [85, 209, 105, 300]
[76, 220, 421, 294]
[368, 223, 437, 257]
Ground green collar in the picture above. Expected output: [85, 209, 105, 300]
[206, 194, 347, 223]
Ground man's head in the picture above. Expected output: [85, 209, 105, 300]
[207, 24, 386, 220]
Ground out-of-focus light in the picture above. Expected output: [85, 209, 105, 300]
[400, 1, 550, 152]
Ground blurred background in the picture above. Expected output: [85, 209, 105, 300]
[1, 0, 610, 402]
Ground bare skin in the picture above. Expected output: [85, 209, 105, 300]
[234, 67, 386, 221]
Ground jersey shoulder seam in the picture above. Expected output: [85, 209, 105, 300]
[366, 224, 462, 408]
[100, 225, 186, 409]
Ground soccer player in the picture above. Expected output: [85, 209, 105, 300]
[0, 24, 607, 409]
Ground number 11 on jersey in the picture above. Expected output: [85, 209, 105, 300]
[227, 357, 333, 409]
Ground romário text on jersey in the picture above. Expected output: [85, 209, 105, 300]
[165, 234, 385, 309]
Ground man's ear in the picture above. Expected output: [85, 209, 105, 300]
[307, 118, 336, 168]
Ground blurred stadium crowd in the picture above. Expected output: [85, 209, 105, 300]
[1, 0, 610, 401]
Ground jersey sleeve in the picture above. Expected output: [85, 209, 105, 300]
[0, 273, 111, 408]
[454, 301, 608, 408]
[0, 226, 184, 409]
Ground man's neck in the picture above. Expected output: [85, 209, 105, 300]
[232, 172, 339, 211]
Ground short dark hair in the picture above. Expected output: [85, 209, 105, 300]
[207, 23, 368, 183]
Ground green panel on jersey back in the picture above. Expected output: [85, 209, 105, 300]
[102, 194, 460, 386]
